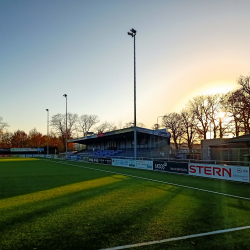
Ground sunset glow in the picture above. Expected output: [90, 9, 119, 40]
[218, 111, 226, 119]
[0, 1, 250, 132]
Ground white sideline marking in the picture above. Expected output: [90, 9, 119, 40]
[99, 225, 250, 250]
[43, 159, 250, 201]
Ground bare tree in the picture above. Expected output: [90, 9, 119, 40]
[236, 76, 250, 134]
[152, 123, 160, 130]
[123, 122, 133, 128]
[117, 120, 123, 129]
[237, 92, 250, 134]
[123, 121, 145, 128]
[0, 131, 12, 148]
[220, 91, 241, 137]
[181, 109, 198, 149]
[67, 113, 79, 137]
[188, 95, 211, 139]
[0, 117, 9, 133]
[137, 122, 145, 128]
[78, 114, 99, 136]
[94, 121, 117, 133]
[207, 94, 221, 138]
[162, 112, 184, 149]
[50, 113, 78, 151]
[238, 75, 250, 95]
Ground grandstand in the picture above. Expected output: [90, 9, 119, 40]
[67, 126, 171, 158]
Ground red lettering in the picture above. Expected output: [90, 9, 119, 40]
[204, 167, 212, 175]
[189, 165, 196, 173]
[222, 168, 231, 177]
[197, 166, 204, 174]
[213, 167, 221, 176]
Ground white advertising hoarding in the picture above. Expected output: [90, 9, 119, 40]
[112, 159, 130, 167]
[136, 160, 153, 170]
[189, 163, 249, 183]
[112, 159, 153, 170]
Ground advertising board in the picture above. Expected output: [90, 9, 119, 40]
[112, 158, 130, 167]
[88, 157, 98, 163]
[98, 158, 112, 165]
[11, 148, 44, 152]
[30, 154, 39, 157]
[111, 159, 153, 170]
[88, 157, 112, 165]
[0, 149, 10, 152]
[68, 155, 81, 160]
[189, 163, 249, 183]
[135, 160, 153, 170]
[83, 156, 89, 161]
[153, 161, 188, 174]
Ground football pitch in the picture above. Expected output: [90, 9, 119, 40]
[0, 158, 250, 250]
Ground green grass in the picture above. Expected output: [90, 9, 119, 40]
[0, 157, 250, 250]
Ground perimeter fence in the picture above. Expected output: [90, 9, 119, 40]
[2, 147, 250, 167]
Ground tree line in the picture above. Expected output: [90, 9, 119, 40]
[160, 75, 250, 149]
[1, 74, 250, 152]
[0, 113, 145, 152]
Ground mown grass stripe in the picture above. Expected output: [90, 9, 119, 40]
[0, 175, 125, 210]
[100, 225, 250, 250]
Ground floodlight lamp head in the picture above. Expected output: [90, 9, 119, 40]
[63, 94, 67, 97]
[127, 32, 134, 37]
[130, 28, 136, 34]
[46, 109, 49, 111]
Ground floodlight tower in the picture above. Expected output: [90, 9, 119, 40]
[46, 109, 49, 155]
[63, 94, 68, 156]
[127, 28, 137, 165]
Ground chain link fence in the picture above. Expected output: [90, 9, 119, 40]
[139, 147, 250, 166]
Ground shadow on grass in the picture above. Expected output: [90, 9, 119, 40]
[0, 161, 116, 199]
[0, 175, 128, 233]
[0, 177, 185, 250]
[177, 188, 250, 250]
[125, 189, 250, 250]
[62, 183, 185, 250]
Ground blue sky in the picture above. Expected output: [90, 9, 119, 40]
[1, 0, 250, 134]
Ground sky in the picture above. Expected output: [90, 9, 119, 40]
[1, 0, 250, 135]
